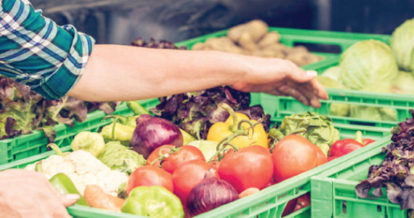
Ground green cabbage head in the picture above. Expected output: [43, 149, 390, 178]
[339, 40, 398, 92]
[390, 18, 414, 72]
[391, 71, 414, 95]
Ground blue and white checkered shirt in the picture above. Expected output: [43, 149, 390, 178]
[0, 0, 95, 99]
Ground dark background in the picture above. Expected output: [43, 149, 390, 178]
[31, 0, 414, 44]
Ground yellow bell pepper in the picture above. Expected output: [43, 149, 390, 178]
[207, 104, 268, 149]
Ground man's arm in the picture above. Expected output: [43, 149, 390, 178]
[69, 45, 327, 107]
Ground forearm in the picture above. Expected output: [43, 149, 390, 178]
[68, 45, 248, 101]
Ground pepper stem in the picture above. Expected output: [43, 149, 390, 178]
[48, 143, 64, 156]
[355, 131, 363, 144]
[111, 117, 121, 139]
[126, 101, 150, 115]
[219, 103, 238, 132]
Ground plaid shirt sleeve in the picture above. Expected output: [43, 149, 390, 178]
[0, 0, 95, 99]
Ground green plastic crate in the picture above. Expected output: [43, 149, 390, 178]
[0, 99, 159, 164]
[250, 92, 414, 133]
[310, 137, 406, 218]
[0, 94, 393, 218]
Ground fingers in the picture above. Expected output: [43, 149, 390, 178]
[61, 194, 80, 207]
[266, 86, 311, 106]
[311, 78, 329, 100]
[284, 61, 317, 82]
[288, 70, 318, 83]
[295, 82, 322, 108]
[278, 85, 310, 106]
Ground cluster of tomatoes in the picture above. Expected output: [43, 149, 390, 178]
[125, 133, 331, 216]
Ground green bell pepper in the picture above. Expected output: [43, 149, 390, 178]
[122, 186, 184, 218]
[49, 173, 88, 206]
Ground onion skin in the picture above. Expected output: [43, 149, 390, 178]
[187, 176, 239, 216]
[130, 114, 183, 158]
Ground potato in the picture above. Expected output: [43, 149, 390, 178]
[287, 52, 321, 66]
[285, 46, 322, 65]
[288, 46, 309, 54]
[244, 20, 269, 42]
[251, 43, 289, 58]
[204, 37, 244, 54]
[258, 32, 280, 48]
[239, 32, 259, 51]
[228, 20, 268, 43]
[192, 42, 206, 50]
[252, 49, 282, 58]
[227, 24, 247, 43]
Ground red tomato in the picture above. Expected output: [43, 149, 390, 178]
[363, 138, 375, 146]
[163, 145, 205, 173]
[272, 135, 327, 182]
[218, 145, 273, 193]
[328, 139, 364, 157]
[147, 145, 175, 167]
[327, 156, 339, 161]
[127, 166, 173, 195]
[172, 160, 211, 206]
[147, 145, 205, 174]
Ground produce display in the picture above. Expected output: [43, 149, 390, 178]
[0, 76, 116, 140]
[190, 20, 323, 66]
[318, 18, 414, 122]
[356, 111, 414, 210]
[2, 17, 414, 218]
[19, 93, 376, 217]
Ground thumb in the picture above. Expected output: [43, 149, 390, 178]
[288, 70, 317, 83]
[61, 194, 80, 207]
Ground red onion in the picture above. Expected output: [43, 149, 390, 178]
[130, 114, 183, 158]
[187, 175, 239, 216]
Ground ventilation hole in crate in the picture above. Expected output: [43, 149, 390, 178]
[293, 42, 342, 54]
[377, 206, 382, 212]
[349, 121, 376, 127]
[342, 201, 347, 214]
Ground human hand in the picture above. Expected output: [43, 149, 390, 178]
[0, 169, 79, 218]
[230, 57, 328, 108]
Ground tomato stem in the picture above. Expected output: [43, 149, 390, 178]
[150, 146, 180, 166]
[208, 130, 246, 162]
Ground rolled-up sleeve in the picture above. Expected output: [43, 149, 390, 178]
[0, 0, 95, 99]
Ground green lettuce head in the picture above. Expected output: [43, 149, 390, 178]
[339, 40, 398, 92]
[321, 66, 341, 81]
[391, 71, 414, 95]
[390, 18, 414, 72]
